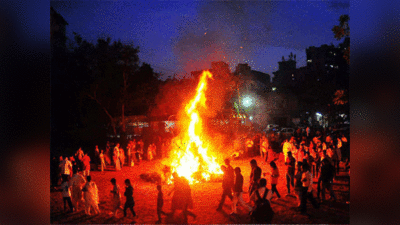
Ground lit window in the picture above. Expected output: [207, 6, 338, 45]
[292, 74, 294, 77]
[307, 59, 312, 63]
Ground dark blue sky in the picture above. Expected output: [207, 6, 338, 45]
[51, 0, 349, 80]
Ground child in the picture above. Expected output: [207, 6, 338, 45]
[110, 178, 122, 217]
[123, 179, 136, 218]
[60, 176, 74, 213]
[156, 184, 166, 223]
[269, 161, 281, 199]
[82, 175, 100, 215]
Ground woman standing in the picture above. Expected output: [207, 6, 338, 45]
[269, 161, 281, 199]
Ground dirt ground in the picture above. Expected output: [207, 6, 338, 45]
[51, 156, 350, 224]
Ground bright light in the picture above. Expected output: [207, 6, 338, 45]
[242, 96, 253, 108]
[272, 87, 276, 91]
[249, 116, 253, 120]
[316, 112, 322, 117]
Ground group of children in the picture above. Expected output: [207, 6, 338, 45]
[59, 170, 169, 223]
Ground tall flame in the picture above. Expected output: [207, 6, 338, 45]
[169, 71, 222, 183]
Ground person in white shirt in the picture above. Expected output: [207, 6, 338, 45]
[70, 169, 86, 211]
[82, 176, 100, 215]
[299, 163, 319, 214]
[110, 178, 122, 217]
[60, 176, 74, 213]
[113, 144, 121, 171]
[59, 156, 72, 181]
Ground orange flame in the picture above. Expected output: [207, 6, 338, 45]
[169, 71, 222, 183]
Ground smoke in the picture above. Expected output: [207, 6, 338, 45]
[172, 1, 277, 74]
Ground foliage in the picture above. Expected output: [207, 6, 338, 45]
[332, 15, 350, 64]
[333, 90, 348, 105]
[68, 33, 160, 135]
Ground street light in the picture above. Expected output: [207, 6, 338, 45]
[242, 96, 253, 108]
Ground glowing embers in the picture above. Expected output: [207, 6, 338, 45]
[169, 71, 222, 184]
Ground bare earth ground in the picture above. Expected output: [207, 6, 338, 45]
[51, 156, 350, 224]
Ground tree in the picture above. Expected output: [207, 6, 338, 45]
[70, 34, 159, 137]
[333, 90, 348, 105]
[332, 15, 350, 64]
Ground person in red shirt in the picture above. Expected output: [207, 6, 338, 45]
[82, 153, 91, 177]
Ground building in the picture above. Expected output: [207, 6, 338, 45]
[272, 52, 297, 88]
[306, 44, 349, 89]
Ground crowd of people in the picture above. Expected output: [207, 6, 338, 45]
[216, 126, 350, 222]
[51, 125, 350, 223]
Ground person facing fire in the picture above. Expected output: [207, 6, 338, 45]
[249, 159, 262, 195]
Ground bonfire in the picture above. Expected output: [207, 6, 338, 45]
[168, 71, 223, 184]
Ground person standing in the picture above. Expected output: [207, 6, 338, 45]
[231, 167, 252, 215]
[113, 144, 121, 171]
[70, 168, 86, 211]
[294, 162, 303, 207]
[300, 163, 319, 215]
[127, 141, 132, 167]
[82, 153, 91, 177]
[282, 138, 291, 162]
[137, 139, 144, 163]
[249, 159, 262, 195]
[269, 161, 281, 199]
[148, 143, 154, 161]
[59, 156, 73, 181]
[119, 147, 125, 168]
[285, 151, 296, 196]
[110, 178, 122, 217]
[82, 176, 100, 215]
[94, 145, 100, 170]
[318, 158, 337, 202]
[156, 185, 166, 224]
[260, 136, 269, 162]
[123, 179, 136, 218]
[217, 165, 234, 211]
[75, 147, 84, 172]
[100, 150, 106, 172]
[60, 176, 74, 213]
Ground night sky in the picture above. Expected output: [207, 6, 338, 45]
[51, 0, 349, 80]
